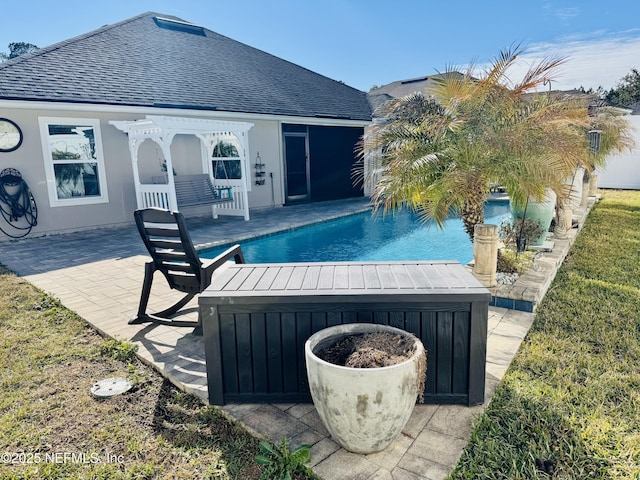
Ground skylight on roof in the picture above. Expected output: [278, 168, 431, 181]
[401, 76, 430, 85]
[153, 16, 205, 36]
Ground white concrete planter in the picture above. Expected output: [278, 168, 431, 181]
[580, 174, 590, 207]
[304, 323, 426, 454]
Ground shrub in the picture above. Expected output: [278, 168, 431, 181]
[499, 218, 544, 252]
[496, 248, 537, 274]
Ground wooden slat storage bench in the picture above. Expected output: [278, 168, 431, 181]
[199, 261, 491, 406]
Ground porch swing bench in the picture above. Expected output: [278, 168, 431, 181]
[155, 174, 233, 209]
[111, 115, 252, 219]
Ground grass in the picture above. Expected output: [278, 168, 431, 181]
[0, 266, 268, 479]
[449, 190, 640, 479]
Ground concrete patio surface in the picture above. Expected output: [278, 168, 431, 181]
[0, 196, 589, 480]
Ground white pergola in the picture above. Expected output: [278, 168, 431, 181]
[110, 115, 254, 220]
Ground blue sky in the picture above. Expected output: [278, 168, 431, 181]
[2, 0, 639, 92]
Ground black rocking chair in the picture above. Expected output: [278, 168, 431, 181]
[131, 207, 245, 334]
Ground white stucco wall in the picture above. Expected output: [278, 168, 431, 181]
[599, 114, 640, 190]
[243, 119, 284, 209]
[0, 106, 139, 236]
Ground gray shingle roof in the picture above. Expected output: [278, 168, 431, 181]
[0, 12, 371, 121]
[369, 73, 464, 99]
[366, 72, 465, 116]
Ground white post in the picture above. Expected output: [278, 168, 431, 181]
[128, 137, 143, 209]
[588, 174, 599, 196]
[580, 175, 590, 207]
[159, 134, 178, 211]
[555, 205, 572, 240]
[473, 224, 498, 288]
[239, 131, 251, 220]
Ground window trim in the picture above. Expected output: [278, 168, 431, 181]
[209, 132, 251, 190]
[39, 117, 109, 207]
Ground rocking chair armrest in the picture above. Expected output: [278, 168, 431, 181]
[200, 244, 245, 289]
[201, 244, 245, 273]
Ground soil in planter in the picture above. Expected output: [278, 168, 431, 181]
[315, 332, 415, 368]
[315, 332, 427, 402]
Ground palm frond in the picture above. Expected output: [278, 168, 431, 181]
[362, 46, 633, 239]
[511, 55, 567, 93]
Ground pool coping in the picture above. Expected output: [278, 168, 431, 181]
[488, 196, 598, 312]
[195, 204, 374, 252]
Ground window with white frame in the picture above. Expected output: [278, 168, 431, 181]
[39, 117, 109, 206]
[211, 132, 245, 180]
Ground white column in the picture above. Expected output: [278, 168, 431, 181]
[473, 224, 498, 288]
[588, 174, 599, 196]
[555, 205, 572, 240]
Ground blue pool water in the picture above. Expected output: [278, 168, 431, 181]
[202, 201, 511, 265]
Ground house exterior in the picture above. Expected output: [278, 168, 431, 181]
[0, 12, 371, 238]
[367, 73, 466, 113]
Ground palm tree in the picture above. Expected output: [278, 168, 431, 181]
[362, 46, 593, 242]
[587, 102, 634, 169]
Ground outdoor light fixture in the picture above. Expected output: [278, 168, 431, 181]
[589, 130, 602, 154]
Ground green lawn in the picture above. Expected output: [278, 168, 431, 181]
[0, 269, 264, 479]
[449, 190, 640, 479]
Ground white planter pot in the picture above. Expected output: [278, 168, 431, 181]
[305, 323, 425, 454]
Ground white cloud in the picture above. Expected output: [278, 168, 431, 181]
[509, 32, 640, 91]
[555, 7, 581, 20]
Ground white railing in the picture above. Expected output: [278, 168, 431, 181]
[138, 184, 173, 210]
[137, 181, 249, 220]
[212, 184, 249, 220]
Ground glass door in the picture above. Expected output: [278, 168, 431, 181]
[283, 132, 310, 203]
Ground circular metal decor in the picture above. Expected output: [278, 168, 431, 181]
[0, 118, 23, 152]
[90, 377, 133, 398]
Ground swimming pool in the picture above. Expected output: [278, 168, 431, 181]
[201, 201, 511, 265]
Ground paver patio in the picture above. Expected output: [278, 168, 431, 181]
[0, 197, 588, 479]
